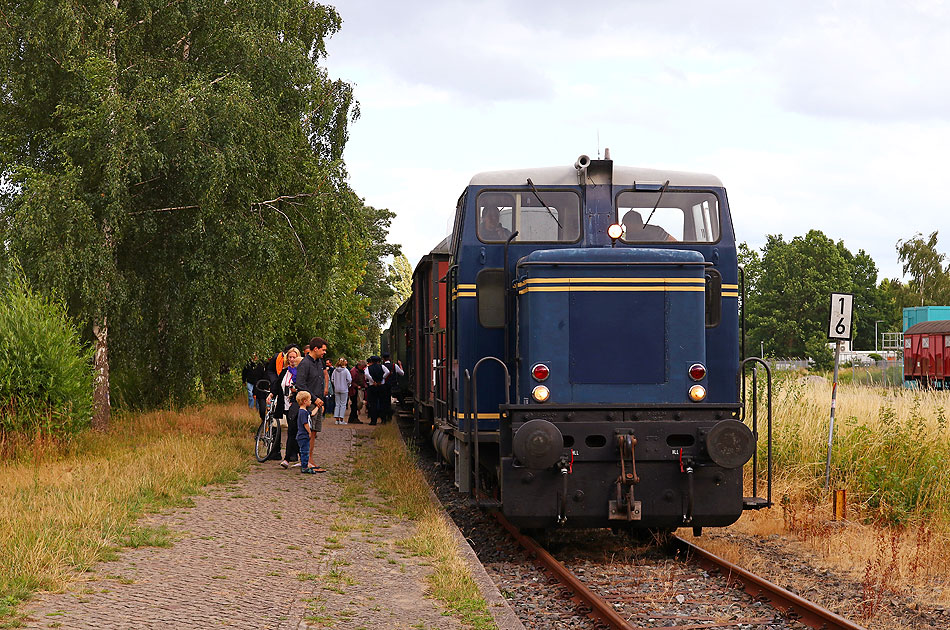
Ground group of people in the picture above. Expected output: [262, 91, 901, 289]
[242, 340, 404, 473]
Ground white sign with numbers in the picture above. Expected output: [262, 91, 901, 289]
[828, 293, 854, 341]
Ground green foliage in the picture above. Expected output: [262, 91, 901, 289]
[742, 230, 901, 361]
[0, 0, 400, 410]
[896, 231, 950, 307]
[836, 401, 950, 525]
[390, 253, 413, 309]
[743, 231, 853, 360]
[0, 272, 93, 435]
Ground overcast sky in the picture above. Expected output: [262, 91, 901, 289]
[325, 0, 949, 280]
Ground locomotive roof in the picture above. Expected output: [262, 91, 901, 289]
[469, 165, 723, 187]
[430, 235, 451, 254]
[905, 320, 950, 335]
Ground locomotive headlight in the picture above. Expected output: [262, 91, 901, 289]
[688, 384, 706, 402]
[607, 223, 624, 240]
[531, 385, 551, 403]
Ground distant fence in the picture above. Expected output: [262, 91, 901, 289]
[762, 357, 906, 387]
[768, 358, 810, 371]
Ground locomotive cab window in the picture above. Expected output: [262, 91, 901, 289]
[477, 190, 581, 243]
[616, 191, 721, 243]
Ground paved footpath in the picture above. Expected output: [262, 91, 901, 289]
[22, 420, 519, 630]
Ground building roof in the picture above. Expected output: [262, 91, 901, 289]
[905, 320, 950, 335]
[469, 165, 723, 188]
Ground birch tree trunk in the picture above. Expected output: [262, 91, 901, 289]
[92, 317, 111, 429]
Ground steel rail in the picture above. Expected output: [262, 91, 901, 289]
[492, 512, 636, 630]
[671, 536, 868, 630]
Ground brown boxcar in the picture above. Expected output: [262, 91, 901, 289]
[904, 320, 950, 388]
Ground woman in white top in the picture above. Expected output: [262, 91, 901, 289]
[331, 358, 353, 425]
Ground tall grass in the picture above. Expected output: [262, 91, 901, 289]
[753, 376, 950, 526]
[0, 272, 93, 437]
[0, 401, 249, 618]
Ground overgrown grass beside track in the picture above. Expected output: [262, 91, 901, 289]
[0, 402, 249, 625]
[720, 376, 950, 622]
[757, 377, 950, 526]
[366, 423, 496, 630]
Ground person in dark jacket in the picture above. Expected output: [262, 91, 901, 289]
[250, 358, 269, 422]
[241, 354, 259, 408]
[283, 337, 327, 468]
[364, 355, 389, 426]
[348, 360, 367, 424]
[380, 352, 404, 424]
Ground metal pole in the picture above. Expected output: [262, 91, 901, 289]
[875, 320, 883, 353]
[824, 340, 842, 490]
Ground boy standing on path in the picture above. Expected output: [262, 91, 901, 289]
[295, 391, 324, 473]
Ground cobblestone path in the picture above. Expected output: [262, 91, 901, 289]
[22, 422, 467, 630]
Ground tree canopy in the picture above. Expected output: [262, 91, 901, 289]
[897, 231, 950, 307]
[740, 230, 896, 367]
[0, 0, 399, 416]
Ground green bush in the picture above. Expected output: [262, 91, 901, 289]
[0, 273, 93, 435]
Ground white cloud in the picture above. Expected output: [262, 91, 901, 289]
[326, 0, 950, 282]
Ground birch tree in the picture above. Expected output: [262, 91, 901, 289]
[0, 0, 397, 418]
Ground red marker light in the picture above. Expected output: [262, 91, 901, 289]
[532, 363, 550, 382]
[689, 363, 706, 381]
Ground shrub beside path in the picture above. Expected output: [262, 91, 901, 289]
[21, 423, 515, 629]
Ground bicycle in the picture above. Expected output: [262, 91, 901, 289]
[253, 379, 282, 462]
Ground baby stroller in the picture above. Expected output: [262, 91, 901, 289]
[253, 378, 281, 462]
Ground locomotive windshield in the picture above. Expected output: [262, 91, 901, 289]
[477, 190, 581, 243]
[616, 190, 721, 243]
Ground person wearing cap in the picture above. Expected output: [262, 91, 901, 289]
[363, 355, 389, 426]
[479, 204, 511, 241]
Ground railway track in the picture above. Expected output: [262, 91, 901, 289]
[400, 418, 877, 629]
[494, 510, 867, 630]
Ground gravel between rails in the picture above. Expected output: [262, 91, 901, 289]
[413, 442, 816, 630]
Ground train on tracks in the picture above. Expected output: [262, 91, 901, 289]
[383, 152, 772, 534]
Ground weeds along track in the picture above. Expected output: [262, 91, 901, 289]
[400, 421, 868, 630]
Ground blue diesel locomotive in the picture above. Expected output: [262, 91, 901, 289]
[389, 153, 771, 534]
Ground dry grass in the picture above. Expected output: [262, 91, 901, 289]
[365, 423, 496, 630]
[698, 377, 950, 625]
[760, 377, 950, 525]
[0, 401, 250, 622]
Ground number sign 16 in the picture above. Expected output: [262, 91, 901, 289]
[828, 293, 854, 341]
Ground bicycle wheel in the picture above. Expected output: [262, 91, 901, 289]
[266, 418, 281, 460]
[254, 419, 269, 462]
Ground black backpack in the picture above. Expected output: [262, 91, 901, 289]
[368, 363, 384, 384]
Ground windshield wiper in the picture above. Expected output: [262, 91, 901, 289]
[642, 179, 670, 229]
[526, 178, 562, 229]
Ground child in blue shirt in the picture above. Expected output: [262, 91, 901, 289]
[295, 391, 324, 474]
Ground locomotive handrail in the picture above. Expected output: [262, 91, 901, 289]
[465, 356, 510, 507]
[737, 357, 772, 507]
[503, 231, 519, 379]
[739, 264, 746, 362]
